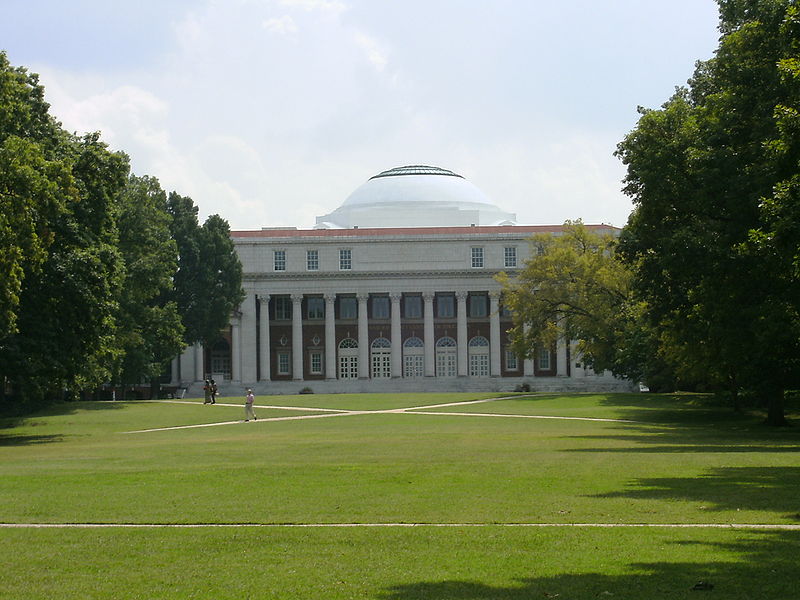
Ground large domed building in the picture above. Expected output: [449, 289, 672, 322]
[172, 166, 626, 393]
[314, 166, 517, 229]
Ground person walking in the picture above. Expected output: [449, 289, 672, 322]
[244, 388, 257, 422]
[210, 379, 218, 404]
[203, 380, 212, 405]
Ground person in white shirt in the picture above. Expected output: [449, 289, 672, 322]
[244, 388, 257, 422]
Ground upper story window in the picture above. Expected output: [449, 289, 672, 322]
[306, 249, 319, 271]
[469, 294, 487, 318]
[504, 246, 517, 268]
[339, 297, 357, 319]
[471, 247, 484, 268]
[372, 296, 389, 319]
[404, 295, 422, 319]
[274, 249, 286, 271]
[275, 296, 292, 320]
[339, 249, 352, 271]
[437, 294, 455, 318]
[307, 297, 324, 320]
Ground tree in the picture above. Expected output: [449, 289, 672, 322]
[167, 193, 244, 348]
[616, 0, 800, 424]
[0, 52, 129, 410]
[112, 175, 183, 387]
[498, 221, 668, 385]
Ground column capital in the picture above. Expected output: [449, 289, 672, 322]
[455, 291, 468, 302]
[324, 293, 337, 303]
[389, 292, 402, 303]
[258, 294, 270, 305]
[290, 293, 304, 304]
[489, 290, 502, 300]
[422, 291, 435, 302]
[356, 292, 369, 302]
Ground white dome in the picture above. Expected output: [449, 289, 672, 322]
[314, 165, 516, 229]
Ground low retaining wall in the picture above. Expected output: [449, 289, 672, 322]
[184, 377, 636, 399]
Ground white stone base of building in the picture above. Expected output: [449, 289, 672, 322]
[183, 375, 636, 399]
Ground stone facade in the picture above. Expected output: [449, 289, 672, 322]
[172, 224, 631, 394]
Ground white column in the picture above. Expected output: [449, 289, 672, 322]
[423, 292, 435, 377]
[557, 335, 568, 377]
[456, 291, 468, 377]
[357, 293, 369, 379]
[291, 293, 304, 380]
[390, 293, 402, 378]
[170, 356, 180, 385]
[240, 291, 257, 383]
[489, 291, 501, 377]
[325, 293, 337, 380]
[179, 345, 194, 383]
[258, 295, 271, 381]
[231, 312, 242, 382]
[193, 342, 204, 381]
[523, 322, 534, 376]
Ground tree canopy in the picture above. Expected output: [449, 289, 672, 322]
[0, 52, 243, 413]
[616, 0, 800, 424]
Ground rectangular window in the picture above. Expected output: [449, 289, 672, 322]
[437, 294, 455, 318]
[273, 249, 286, 271]
[372, 296, 389, 319]
[310, 352, 323, 375]
[307, 297, 324, 320]
[504, 246, 517, 268]
[277, 352, 291, 375]
[471, 247, 484, 268]
[339, 248, 352, 270]
[339, 297, 357, 319]
[505, 349, 519, 371]
[275, 297, 292, 320]
[306, 249, 319, 271]
[469, 294, 488, 318]
[500, 304, 513, 318]
[538, 347, 551, 370]
[404, 295, 422, 318]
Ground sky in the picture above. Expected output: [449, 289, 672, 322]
[1, 0, 721, 230]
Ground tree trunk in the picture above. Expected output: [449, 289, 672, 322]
[765, 387, 788, 427]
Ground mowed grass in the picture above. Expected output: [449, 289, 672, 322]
[1, 392, 798, 599]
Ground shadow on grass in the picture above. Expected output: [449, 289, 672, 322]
[592, 466, 800, 520]
[0, 433, 65, 446]
[0, 400, 125, 444]
[379, 531, 800, 599]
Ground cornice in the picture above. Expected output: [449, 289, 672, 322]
[242, 268, 517, 281]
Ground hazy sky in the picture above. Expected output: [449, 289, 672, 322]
[2, 0, 721, 229]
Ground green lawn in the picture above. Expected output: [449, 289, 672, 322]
[1, 392, 798, 599]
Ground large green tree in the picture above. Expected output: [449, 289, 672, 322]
[167, 192, 244, 348]
[616, 0, 800, 424]
[499, 221, 670, 387]
[0, 53, 128, 410]
[112, 175, 183, 387]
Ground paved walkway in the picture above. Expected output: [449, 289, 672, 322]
[122, 396, 636, 434]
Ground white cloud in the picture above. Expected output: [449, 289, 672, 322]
[263, 15, 298, 35]
[279, 0, 347, 14]
[353, 32, 388, 71]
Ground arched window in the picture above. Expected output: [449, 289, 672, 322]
[338, 338, 358, 379]
[371, 337, 391, 378]
[435, 336, 457, 378]
[469, 336, 490, 377]
[371, 337, 391, 349]
[403, 336, 424, 378]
